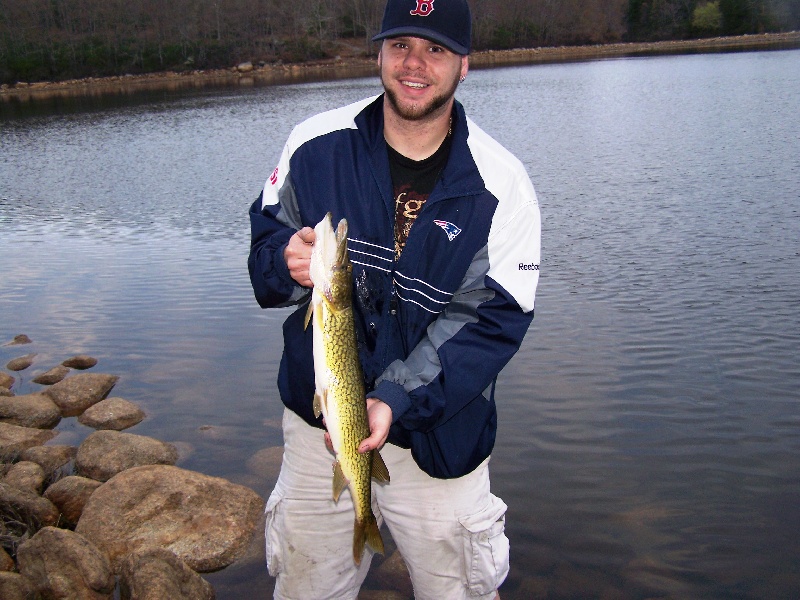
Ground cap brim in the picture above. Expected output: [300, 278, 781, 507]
[372, 27, 469, 55]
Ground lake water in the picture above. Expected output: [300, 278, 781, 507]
[2, 48, 799, 599]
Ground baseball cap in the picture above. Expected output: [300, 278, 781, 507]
[372, 0, 472, 55]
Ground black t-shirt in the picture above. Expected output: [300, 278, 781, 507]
[388, 132, 453, 259]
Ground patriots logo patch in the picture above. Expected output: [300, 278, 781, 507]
[433, 220, 462, 241]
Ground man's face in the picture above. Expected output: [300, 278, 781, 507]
[379, 36, 468, 122]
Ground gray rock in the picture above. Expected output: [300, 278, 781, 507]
[19, 445, 77, 477]
[45, 373, 119, 417]
[0, 482, 60, 528]
[6, 354, 37, 372]
[0, 571, 41, 600]
[119, 548, 215, 600]
[17, 526, 115, 599]
[43, 475, 103, 525]
[76, 464, 265, 572]
[62, 355, 98, 370]
[32, 365, 71, 385]
[0, 372, 14, 389]
[3, 460, 46, 494]
[78, 397, 145, 431]
[0, 422, 58, 457]
[0, 392, 62, 429]
[75, 430, 178, 481]
[245, 446, 284, 480]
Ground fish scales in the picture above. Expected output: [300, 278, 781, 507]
[307, 212, 390, 566]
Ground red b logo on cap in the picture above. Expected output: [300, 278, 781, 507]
[410, 0, 435, 16]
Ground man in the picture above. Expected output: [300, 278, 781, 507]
[248, 0, 540, 597]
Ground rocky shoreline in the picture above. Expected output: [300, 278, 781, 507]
[0, 334, 268, 599]
[1, 32, 797, 102]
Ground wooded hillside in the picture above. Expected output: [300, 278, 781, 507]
[1, 0, 798, 84]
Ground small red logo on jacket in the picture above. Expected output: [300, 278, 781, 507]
[410, 0, 435, 17]
[269, 167, 279, 186]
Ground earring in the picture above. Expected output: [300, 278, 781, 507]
[459, 75, 466, 83]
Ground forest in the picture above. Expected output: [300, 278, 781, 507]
[1, 0, 798, 85]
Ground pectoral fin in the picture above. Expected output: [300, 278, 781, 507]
[304, 301, 313, 330]
[332, 460, 349, 503]
[313, 391, 324, 419]
[371, 450, 390, 483]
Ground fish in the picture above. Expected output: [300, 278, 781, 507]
[305, 212, 390, 565]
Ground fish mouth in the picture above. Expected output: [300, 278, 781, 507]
[310, 213, 350, 294]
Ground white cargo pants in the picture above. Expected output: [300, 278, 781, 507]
[264, 408, 509, 600]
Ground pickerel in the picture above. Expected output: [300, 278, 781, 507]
[306, 212, 390, 565]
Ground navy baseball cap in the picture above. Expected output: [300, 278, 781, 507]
[372, 0, 472, 55]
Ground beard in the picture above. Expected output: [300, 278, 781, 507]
[381, 70, 460, 121]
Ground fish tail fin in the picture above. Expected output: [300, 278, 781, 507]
[353, 514, 384, 565]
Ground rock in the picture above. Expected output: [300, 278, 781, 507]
[19, 445, 77, 477]
[76, 464, 265, 572]
[0, 387, 13, 397]
[45, 373, 119, 417]
[17, 527, 115, 599]
[32, 365, 71, 385]
[0, 423, 58, 457]
[3, 461, 46, 494]
[0, 482, 60, 528]
[75, 430, 178, 482]
[372, 550, 413, 598]
[4, 335, 32, 346]
[78, 397, 145, 431]
[0, 372, 14, 389]
[43, 475, 103, 525]
[6, 354, 37, 372]
[0, 571, 41, 600]
[236, 61, 254, 72]
[245, 445, 283, 479]
[62, 355, 98, 370]
[119, 548, 215, 600]
[0, 547, 14, 571]
[0, 392, 62, 429]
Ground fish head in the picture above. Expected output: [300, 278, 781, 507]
[310, 213, 352, 309]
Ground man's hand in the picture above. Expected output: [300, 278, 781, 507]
[284, 227, 315, 287]
[358, 398, 392, 453]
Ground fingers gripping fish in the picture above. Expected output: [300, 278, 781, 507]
[305, 212, 390, 565]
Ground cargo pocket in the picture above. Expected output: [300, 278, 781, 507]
[264, 489, 285, 577]
[458, 494, 510, 597]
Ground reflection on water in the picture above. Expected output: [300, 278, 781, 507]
[2, 49, 799, 599]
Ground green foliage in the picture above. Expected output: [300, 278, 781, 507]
[693, 1, 723, 33]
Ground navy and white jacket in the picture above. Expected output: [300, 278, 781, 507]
[249, 94, 540, 479]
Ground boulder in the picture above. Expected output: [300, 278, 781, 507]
[0, 547, 14, 571]
[0, 372, 14, 389]
[19, 445, 77, 477]
[0, 423, 58, 457]
[0, 571, 40, 600]
[62, 355, 98, 370]
[0, 392, 62, 429]
[32, 365, 71, 385]
[4, 334, 32, 346]
[78, 397, 145, 431]
[0, 482, 60, 528]
[43, 475, 103, 525]
[119, 548, 215, 600]
[245, 445, 284, 479]
[75, 430, 178, 481]
[76, 465, 264, 572]
[45, 373, 119, 417]
[236, 61, 254, 72]
[3, 460, 46, 494]
[0, 387, 13, 397]
[6, 354, 36, 372]
[17, 527, 115, 599]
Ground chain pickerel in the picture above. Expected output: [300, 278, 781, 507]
[306, 212, 390, 565]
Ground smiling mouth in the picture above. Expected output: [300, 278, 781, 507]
[401, 80, 429, 89]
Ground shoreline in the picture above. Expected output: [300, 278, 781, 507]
[1, 31, 798, 102]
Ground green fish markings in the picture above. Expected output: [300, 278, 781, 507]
[306, 212, 390, 565]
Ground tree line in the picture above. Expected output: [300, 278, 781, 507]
[1, 0, 798, 85]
